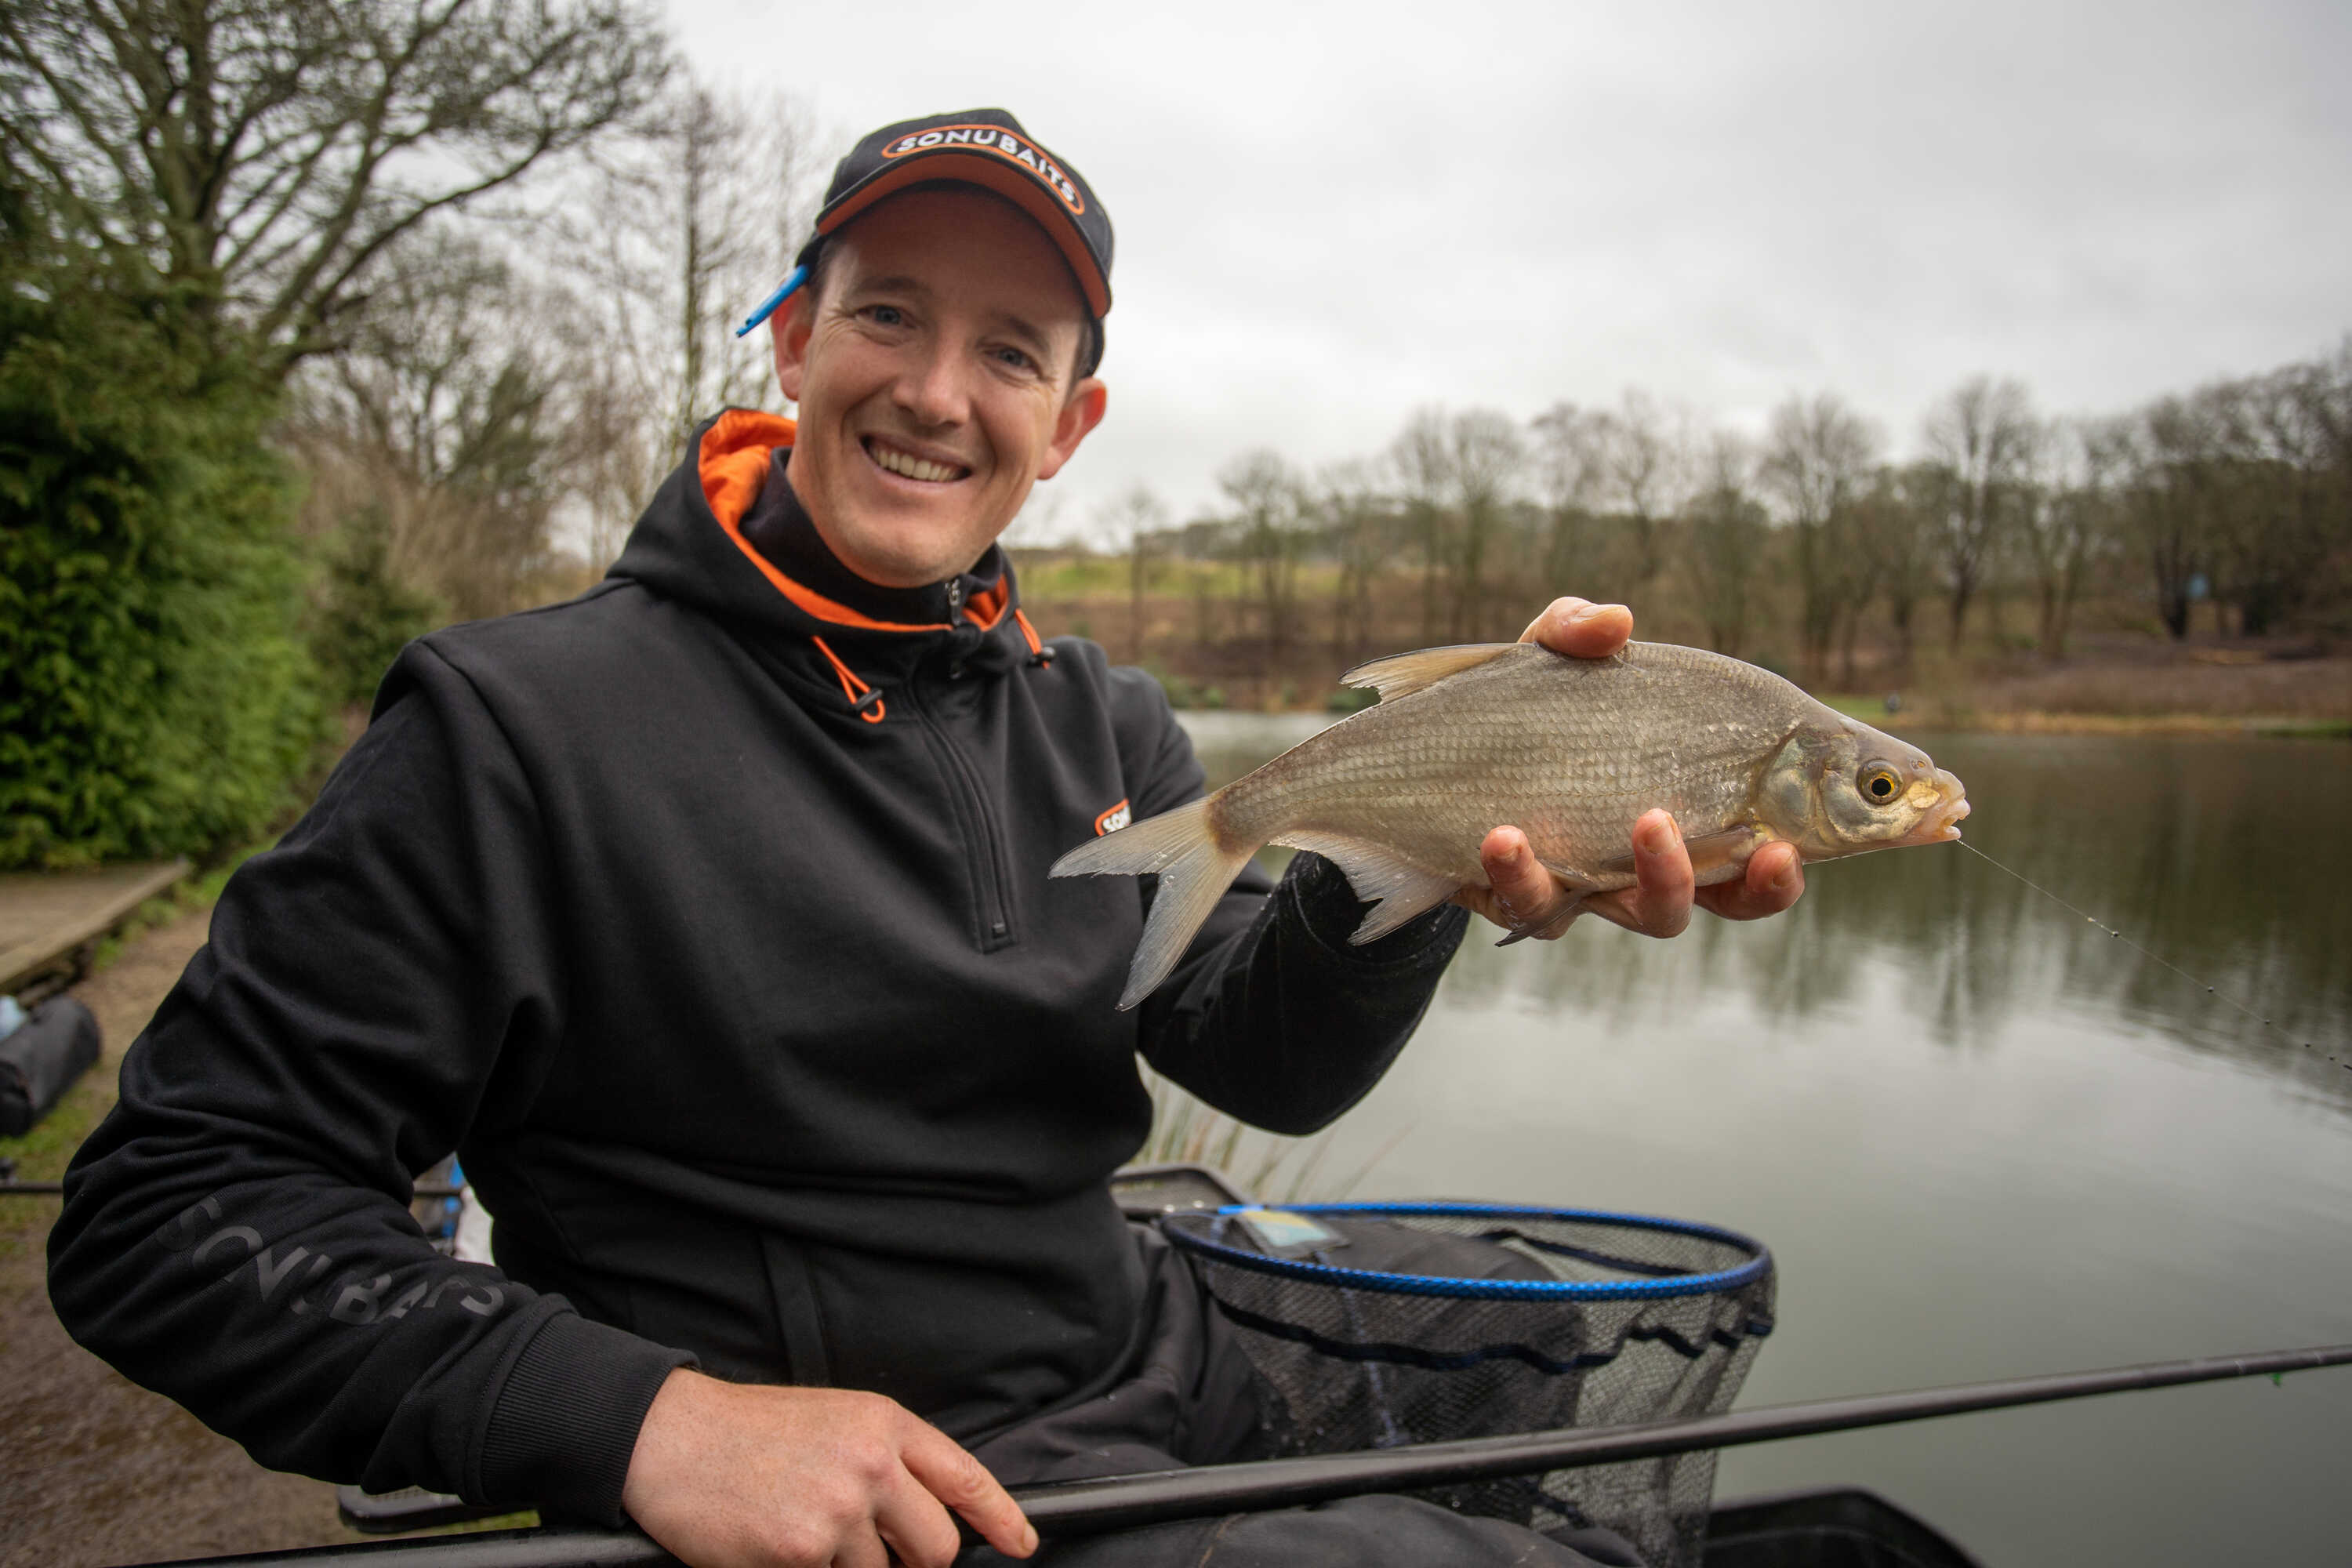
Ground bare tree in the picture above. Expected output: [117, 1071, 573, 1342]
[2211, 361, 2347, 635]
[1388, 407, 1452, 642]
[2120, 400, 2202, 637]
[1920, 376, 2036, 648]
[287, 229, 573, 620]
[0, 0, 669, 374]
[1593, 389, 1682, 585]
[1761, 392, 1881, 685]
[2012, 417, 2114, 659]
[1317, 459, 1389, 663]
[1681, 431, 1766, 656]
[1218, 450, 1308, 665]
[1094, 485, 1167, 665]
[558, 77, 820, 568]
[1860, 464, 1939, 678]
[1530, 401, 1610, 597]
[1440, 409, 1526, 641]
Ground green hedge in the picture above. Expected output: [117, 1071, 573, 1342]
[307, 506, 444, 711]
[0, 245, 326, 869]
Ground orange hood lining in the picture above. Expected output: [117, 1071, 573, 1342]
[698, 409, 1011, 635]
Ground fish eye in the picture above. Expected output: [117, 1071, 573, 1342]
[1858, 765, 1903, 804]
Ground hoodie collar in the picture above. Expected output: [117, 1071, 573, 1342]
[738, 448, 1008, 633]
[694, 410, 1016, 639]
[607, 409, 1041, 696]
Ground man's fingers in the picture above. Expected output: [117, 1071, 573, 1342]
[873, 1472, 965, 1568]
[1519, 596, 1633, 660]
[830, 1534, 893, 1568]
[1479, 826, 1559, 927]
[899, 1419, 1036, 1559]
[1587, 810, 1693, 938]
[1460, 826, 1586, 938]
[1694, 839, 1806, 922]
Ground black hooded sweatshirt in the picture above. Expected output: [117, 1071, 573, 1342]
[47, 411, 1468, 1526]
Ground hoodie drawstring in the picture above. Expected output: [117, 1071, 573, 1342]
[811, 635, 886, 723]
[1013, 609, 1054, 667]
[812, 614, 1048, 721]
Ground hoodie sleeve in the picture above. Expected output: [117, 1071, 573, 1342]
[1113, 675, 1469, 1134]
[45, 642, 691, 1526]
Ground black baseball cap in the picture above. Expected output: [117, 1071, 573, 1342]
[738, 108, 1113, 374]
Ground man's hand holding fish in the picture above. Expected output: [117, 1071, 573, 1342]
[1459, 596, 1808, 943]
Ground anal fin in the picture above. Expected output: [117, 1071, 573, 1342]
[1491, 862, 1602, 946]
[1272, 832, 1463, 945]
[1494, 896, 1590, 946]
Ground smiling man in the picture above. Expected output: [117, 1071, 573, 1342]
[777, 189, 1106, 591]
[50, 110, 1802, 1568]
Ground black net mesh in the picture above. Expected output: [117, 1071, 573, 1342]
[1161, 1203, 1775, 1568]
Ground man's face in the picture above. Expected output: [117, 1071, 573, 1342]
[771, 188, 1108, 588]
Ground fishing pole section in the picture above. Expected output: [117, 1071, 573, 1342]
[139, 1340, 2352, 1567]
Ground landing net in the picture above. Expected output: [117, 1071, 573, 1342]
[1161, 1203, 1774, 1568]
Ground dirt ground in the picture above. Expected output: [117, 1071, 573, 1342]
[0, 912, 372, 1567]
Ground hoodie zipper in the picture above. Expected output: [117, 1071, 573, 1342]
[905, 674, 1017, 954]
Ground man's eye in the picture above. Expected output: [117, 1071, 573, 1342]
[992, 345, 1037, 372]
[864, 304, 905, 327]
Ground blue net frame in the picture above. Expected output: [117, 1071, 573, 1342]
[1161, 1202, 1777, 1568]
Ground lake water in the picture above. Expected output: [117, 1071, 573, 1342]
[1177, 713, 2352, 1567]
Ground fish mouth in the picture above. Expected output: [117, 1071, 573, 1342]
[1914, 772, 1970, 844]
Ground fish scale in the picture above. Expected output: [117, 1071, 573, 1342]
[1054, 639, 1969, 1010]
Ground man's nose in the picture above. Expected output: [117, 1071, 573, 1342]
[893, 339, 971, 429]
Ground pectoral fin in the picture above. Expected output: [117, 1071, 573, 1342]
[1339, 643, 1521, 702]
[1590, 826, 1763, 879]
[1271, 832, 1464, 944]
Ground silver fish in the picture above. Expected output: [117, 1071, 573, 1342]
[1053, 641, 1971, 1009]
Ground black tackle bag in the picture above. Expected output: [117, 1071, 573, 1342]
[1, 996, 100, 1137]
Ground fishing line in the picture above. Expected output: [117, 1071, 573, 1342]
[1953, 839, 2339, 1069]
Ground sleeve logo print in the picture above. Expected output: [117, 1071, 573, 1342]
[880, 125, 1087, 216]
[1094, 799, 1131, 836]
[153, 1192, 507, 1327]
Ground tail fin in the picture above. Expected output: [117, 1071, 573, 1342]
[1051, 797, 1257, 1011]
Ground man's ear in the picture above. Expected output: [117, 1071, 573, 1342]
[771, 290, 816, 403]
[1036, 376, 1109, 482]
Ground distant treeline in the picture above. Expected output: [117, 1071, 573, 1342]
[1035, 354, 2350, 702]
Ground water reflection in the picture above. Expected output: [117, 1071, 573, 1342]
[1180, 718, 2352, 1110]
[1178, 713, 2352, 1566]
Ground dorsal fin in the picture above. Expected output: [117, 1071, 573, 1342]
[1339, 643, 1522, 702]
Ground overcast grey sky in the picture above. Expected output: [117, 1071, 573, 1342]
[666, 0, 2351, 540]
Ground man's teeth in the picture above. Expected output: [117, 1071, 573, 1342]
[869, 441, 962, 483]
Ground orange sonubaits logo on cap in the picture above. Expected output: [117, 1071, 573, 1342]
[880, 125, 1087, 217]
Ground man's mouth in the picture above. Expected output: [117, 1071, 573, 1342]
[862, 434, 971, 485]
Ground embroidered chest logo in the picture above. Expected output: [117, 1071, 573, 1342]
[1094, 799, 1131, 836]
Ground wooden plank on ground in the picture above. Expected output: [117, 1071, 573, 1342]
[0, 860, 191, 993]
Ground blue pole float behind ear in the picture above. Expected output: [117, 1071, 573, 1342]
[733, 263, 811, 339]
